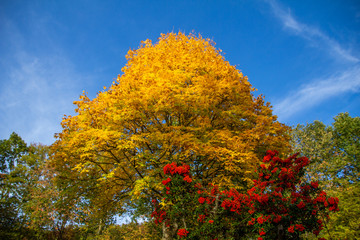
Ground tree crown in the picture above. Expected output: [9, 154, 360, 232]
[52, 32, 290, 217]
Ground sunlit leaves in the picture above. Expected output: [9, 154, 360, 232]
[51, 32, 290, 224]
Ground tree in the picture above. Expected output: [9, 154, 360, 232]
[96, 222, 161, 240]
[0, 132, 29, 239]
[332, 112, 360, 185]
[1, 133, 81, 239]
[326, 113, 360, 239]
[22, 145, 80, 240]
[291, 112, 360, 186]
[51, 32, 290, 233]
[153, 151, 339, 239]
[291, 121, 334, 186]
[326, 182, 360, 239]
[291, 112, 360, 239]
[0, 132, 28, 173]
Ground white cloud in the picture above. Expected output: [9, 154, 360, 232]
[266, 0, 359, 63]
[265, 0, 360, 121]
[0, 51, 83, 145]
[0, 16, 85, 145]
[273, 65, 360, 120]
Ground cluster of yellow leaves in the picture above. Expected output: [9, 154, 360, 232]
[51, 32, 290, 204]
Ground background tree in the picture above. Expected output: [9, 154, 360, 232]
[51, 32, 291, 232]
[26, 146, 122, 240]
[1, 133, 83, 239]
[22, 145, 80, 240]
[291, 120, 334, 187]
[332, 112, 360, 185]
[0, 132, 29, 239]
[96, 221, 160, 240]
[326, 113, 360, 239]
[291, 112, 360, 239]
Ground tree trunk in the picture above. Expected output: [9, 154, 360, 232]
[162, 221, 178, 240]
[97, 219, 103, 236]
[277, 224, 284, 240]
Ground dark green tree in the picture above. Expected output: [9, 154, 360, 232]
[0, 132, 29, 239]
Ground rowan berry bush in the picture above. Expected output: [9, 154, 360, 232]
[152, 151, 339, 240]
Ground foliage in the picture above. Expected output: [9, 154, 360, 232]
[331, 113, 360, 185]
[2, 34, 358, 240]
[95, 221, 161, 240]
[0, 132, 29, 239]
[291, 112, 359, 187]
[291, 112, 360, 239]
[51, 32, 290, 226]
[291, 121, 334, 186]
[0, 132, 28, 173]
[325, 182, 360, 239]
[22, 145, 81, 240]
[1, 133, 87, 239]
[153, 151, 339, 239]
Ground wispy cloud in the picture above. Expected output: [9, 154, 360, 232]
[0, 51, 84, 145]
[266, 0, 360, 121]
[0, 17, 84, 145]
[273, 66, 360, 120]
[266, 0, 359, 63]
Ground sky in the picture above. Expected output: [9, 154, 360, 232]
[1, 0, 359, 145]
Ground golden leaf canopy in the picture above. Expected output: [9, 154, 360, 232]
[52, 32, 290, 202]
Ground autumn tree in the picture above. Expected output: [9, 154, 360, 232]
[51, 32, 290, 231]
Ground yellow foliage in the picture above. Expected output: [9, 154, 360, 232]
[130, 176, 162, 201]
[51, 32, 290, 206]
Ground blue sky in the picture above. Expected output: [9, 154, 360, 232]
[1, 0, 359, 145]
